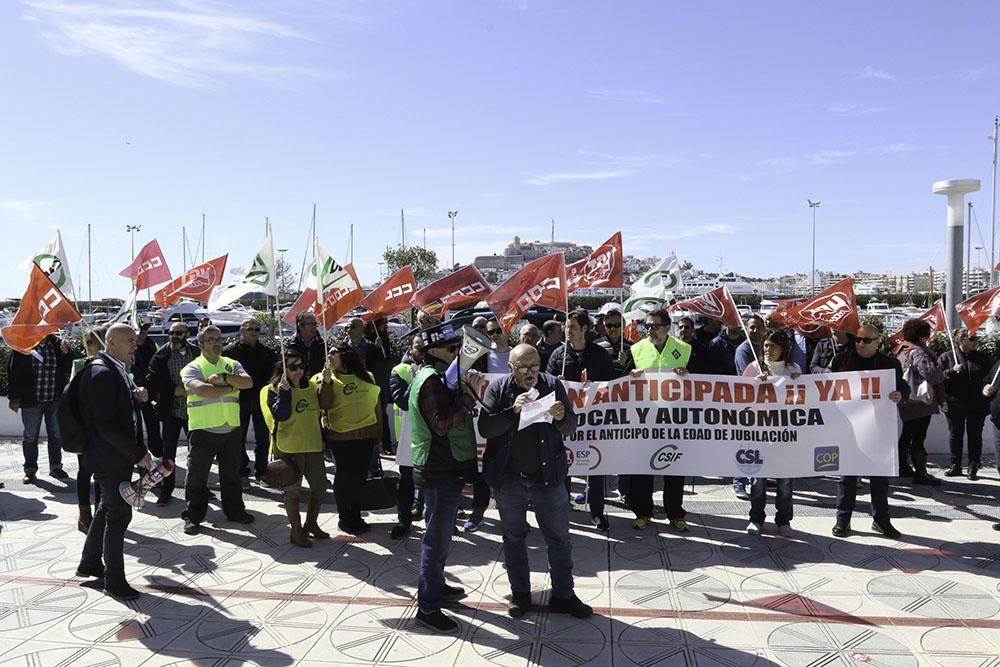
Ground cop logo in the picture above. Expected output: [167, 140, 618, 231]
[295, 399, 309, 413]
[650, 444, 683, 471]
[814, 446, 839, 472]
[735, 448, 764, 476]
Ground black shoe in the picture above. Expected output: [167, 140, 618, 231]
[898, 465, 915, 477]
[592, 515, 610, 532]
[415, 609, 458, 634]
[912, 473, 941, 487]
[549, 594, 592, 619]
[442, 584, 466, 600]
[508, 592, 532, 618]
[968, 464, 980, 481]
[871, 521, 902, 539]
[105, 583, 141, 602]
[229, 512, 254, 524]
[389, 523, 411, 540]
[944, 465, 963, 477]
[831, 522, 850, 538]
[411, 506, 424, 522]
[993, 522, 1000, 531]
[155, 496, 172, 507]
[75, 562, 104, 578]
[50, 468, 69, 480]
[338, 519, 371, 536]
[183, 519, 200, 535]
[22, 473, 36, 484]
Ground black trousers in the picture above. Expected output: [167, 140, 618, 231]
[898, 415, 932, 473]
[183, 429, 244, 523]
[331, 439, 374, 526]
[238, 399, 271, 479]
[80, 462, 133, 586]
[158, 414, 188, 500]
[946, 410, 986, 465]
[76, 454, 102, 508]
[629, 474, 686, 520]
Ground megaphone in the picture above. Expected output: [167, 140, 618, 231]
[120, 459, 175, 509]
[445, 325, 496, 388]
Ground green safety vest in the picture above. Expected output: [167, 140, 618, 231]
[630, 336, 691, 371]
[408, 363, 475, 467]
[260, 380, 323, 454]
[185, 355, 241, 430]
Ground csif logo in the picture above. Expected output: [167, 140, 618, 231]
[735, 448, 764, 475]
[650, 444, 683, 471]
[814, 446, 839, 472]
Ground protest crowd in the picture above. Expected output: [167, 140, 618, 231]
[2, 230, 1000, 635]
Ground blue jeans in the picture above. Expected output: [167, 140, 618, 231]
[835, 476, 889, 526]
[494, 474, 574, 599]
[418, 483, 463, 613]
[21, 401, 63, 474]
[749, 477, 793, 526]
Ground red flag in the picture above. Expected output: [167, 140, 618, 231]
[785, 278, 860, 333]
[316, 263, 364, 328]
[360, 266, 416, 320]
[1, 266, 82, 354]
[153, 254, 228, 308]
[669, 286, 742, 328]
[887, 302, 948, 348]
[411, 265, 492, 317]
[487, 253, 568, 333]
[956, 286, 1000, 333]
[118, 240, 172, 290]
[770, 298, 831, 339]
[623, 321, 640, 344]
[566, 232, 624, 293]
[283, 288, 317, 327]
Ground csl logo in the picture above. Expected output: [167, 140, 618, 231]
[799, 292, 852, 324]
[650, 444, 683, 471]
[814, 446, 840, 472]
[735, 448, 764, 476]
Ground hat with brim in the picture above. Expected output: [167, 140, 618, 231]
[419, 321, 461, 352]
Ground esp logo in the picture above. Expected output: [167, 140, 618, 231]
[814, 446, 840, 472]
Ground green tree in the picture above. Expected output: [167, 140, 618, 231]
[383, 245, 439, 282]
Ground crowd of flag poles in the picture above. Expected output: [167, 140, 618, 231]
[4, 227, 1000, 379]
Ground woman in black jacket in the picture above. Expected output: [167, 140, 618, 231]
[939, 328, 991, 480]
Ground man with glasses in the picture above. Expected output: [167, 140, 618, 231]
[830, 324, 907, 539]
[288, 312, 326, 376]
[626, 308, 691, 531]
[940, 328, 990, 480]
[145, 322, 200, 506]
[595, 306, 632, 376]
[479, 344, 591, 620]
[537, 320, 564, 370]
[482, 320, 512, 373]
[409, 322, 486, 633]
[180, 326, 255, 535]
[224, 319, 277, 487]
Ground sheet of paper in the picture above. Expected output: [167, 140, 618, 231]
[518, 391, 556, 430]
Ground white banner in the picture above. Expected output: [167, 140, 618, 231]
[396, 370, 899, 478]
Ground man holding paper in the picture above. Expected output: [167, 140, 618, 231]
[478, 344, 592, 620]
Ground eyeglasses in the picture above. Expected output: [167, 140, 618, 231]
[487, 329, 504, 336]
[513, 363, 541, 373]
[856, 337, 879, 344]
[286, 363, 305, 371]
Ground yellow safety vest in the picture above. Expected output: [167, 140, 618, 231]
[185, 355, 241, 431]
[314, 372, 381, 433]
[630, 336, 691, 371]
[260, 380, 323, 454]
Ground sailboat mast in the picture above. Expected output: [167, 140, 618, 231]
[87, 223, 92, 313]
[201, 213, 206, 264]
[401, 209, 405, 248]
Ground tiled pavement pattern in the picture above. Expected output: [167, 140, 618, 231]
[1, 438, 999, 666]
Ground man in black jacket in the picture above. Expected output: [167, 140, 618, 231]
[830, 324, 908, 539]
[6, 334, 72, 483]
[223, 318, 277, 486]
[75, 324, 152, 601]
[144, 321, 199, 505]
[479, 343, 591, 620]
[132, 323, 162, 457]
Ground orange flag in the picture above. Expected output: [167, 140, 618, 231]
[487, 253, 568, 333]
[361, 266, 416, 320]
[785, 278, 861, 333]
[1, 265, 82, 354]
[411, 265, 492, 317]
[670, 286, 742, 328]
[153, 254, 228, 308]
[956, 286, 1000, 334]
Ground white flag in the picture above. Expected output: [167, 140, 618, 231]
[622, 252, 684, 321]
[207, 233, 277, 309]
[19, 231, 75, 297]
[306, 242, 353, 295]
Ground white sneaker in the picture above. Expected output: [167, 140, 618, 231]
[746, 522, 763, 535]
[777, 524, 794, 538]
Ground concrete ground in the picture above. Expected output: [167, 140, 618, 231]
[0, 439, 998, 666]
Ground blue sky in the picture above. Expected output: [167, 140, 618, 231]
[1, 0, 998, 300]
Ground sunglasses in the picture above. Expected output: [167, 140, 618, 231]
[286, 363, 305, 371]
[487, 329, 504, 336]
[856, 337, 879, 344]
[604, 322, 622, 328]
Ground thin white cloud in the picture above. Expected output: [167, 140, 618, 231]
[20, 0, 324, 88]
[576, 148, 682, 168]
[925, 68, 985, 83]
[858, 65, 896, 82]
[829, 101, 884, 114]
[871, 143, 920, 154]
[586, 88, 672, 105]
[1, 199, 42, 220]
[525, 171, 628, 186]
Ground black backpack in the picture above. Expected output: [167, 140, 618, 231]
[57, 357, 110, 454]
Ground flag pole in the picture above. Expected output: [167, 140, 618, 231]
[311, 204, 330, 364]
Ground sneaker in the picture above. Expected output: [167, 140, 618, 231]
[549, 594, 592, 619]
[871, 521, 902, 539]
[240, 478, 251, 490]
[50, 468, 69, 480]
[75, 562, 104, 578]
[669, 519, 690, 533]
[463, 510, 484, 533]
[183, 519, 200, 535]
[912, 473, 941, 487]
[508, 592, 532, 618]
[573, 492, 587, 504]
[592, 515, 610, 532]
[777, 524, 794, 538]
[389, 523, 411, 540]
[22, 473, 36, 484]
[632, 517, 650, 530]
[229, 512, 255, 524]
[746, 522, 763, 536]
[831, 522, 850, 538]
[944, 465, 963, 477]
[105, 583, 141, 602]
[415, 609, 458, 634]
[442, 584, 466, 600]
[732, 481, 750, 500]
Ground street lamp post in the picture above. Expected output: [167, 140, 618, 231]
[807, 201, 821, 295]
[448, 210, 458, 271]
[126, 224, 142, 260]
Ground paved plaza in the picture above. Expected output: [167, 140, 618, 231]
[0, 439, 998, 666]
